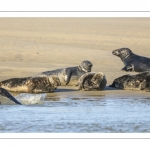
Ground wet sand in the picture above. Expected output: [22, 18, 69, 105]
[0, 18, 150, 98]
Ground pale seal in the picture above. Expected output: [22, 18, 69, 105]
[109, 71, 150, 91]
[0, 75, 61, 93]
[34, 60, 93, 86]
[0, 88, 22, 105]
[77, 72, 107, 91]
[112, 48, 150, 72]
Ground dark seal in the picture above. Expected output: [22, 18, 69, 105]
[0, 76, 61, 93]
[112, 48, 150, 72]
[0, 88, 22, 105]
[109, 71, 150, 91]
[34, 60, 93, 86]
[77, 72, 107, 91]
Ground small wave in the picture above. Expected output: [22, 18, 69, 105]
[15, 93, 46, 105]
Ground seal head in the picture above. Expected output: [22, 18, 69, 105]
[112, 48, 132, 60]
[112, 48, 135, 72]
[79, 60, 93, 72]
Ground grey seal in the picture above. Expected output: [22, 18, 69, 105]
[34, 60, 93, 86]
[0, 75, 61, 93]
[109, 71, 150, 91]
[112, 48, 150, 72]
[77, 72, 107, 91]
[0, 88, 22, 105]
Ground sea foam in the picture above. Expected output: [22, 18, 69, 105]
[15, 93, 46, 105]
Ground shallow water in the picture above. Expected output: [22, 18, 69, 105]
[0, 94, 150, 133]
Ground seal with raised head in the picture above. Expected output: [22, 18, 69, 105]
[34, 60, 93, 86]
[0, 75, 61, 93]
[112, 48, 150, 72]
[0, 88, 22, 105]
[77, 72, 107, 91]
[109, 71, 150, 91]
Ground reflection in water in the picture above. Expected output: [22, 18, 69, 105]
[0, 95, 150, 133]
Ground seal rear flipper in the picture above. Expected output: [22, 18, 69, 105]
[0, 88, 22, 105]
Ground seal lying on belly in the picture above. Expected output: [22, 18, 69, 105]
[109, 71, 150, 91]
[77, 72, 107, 91]
[34, 60, 93, 86]
[0, 76, 61, 93]
[0, 88, 22, 105]
[112, 48, 150, 72]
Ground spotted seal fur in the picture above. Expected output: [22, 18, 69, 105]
[0, 76, 61, 93]
[0, 88, 22, 105]
[109, 71, 150, 91]
[34, 60, 93, 86]
[112, 48, 150, 72]
[77, 72, 107, 91]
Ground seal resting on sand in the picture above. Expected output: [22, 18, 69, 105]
[109, 71, 150, 91]
[0, 76, 61, 93]
[76, 72, 107, 91]
[34, 60, 93, 86]
[0, 88, 21, 105]
[112, 47, 150, 72]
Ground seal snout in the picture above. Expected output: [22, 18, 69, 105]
[112, 49, 119, 55]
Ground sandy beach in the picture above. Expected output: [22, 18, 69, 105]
[0, 18, 150, 98]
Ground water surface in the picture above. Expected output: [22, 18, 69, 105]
[0, 93, 150, 133]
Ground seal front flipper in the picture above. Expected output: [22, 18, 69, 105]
[0, 88, 22, 105]
[121, 64, 133, 72]
[63, 69, 72, 85]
